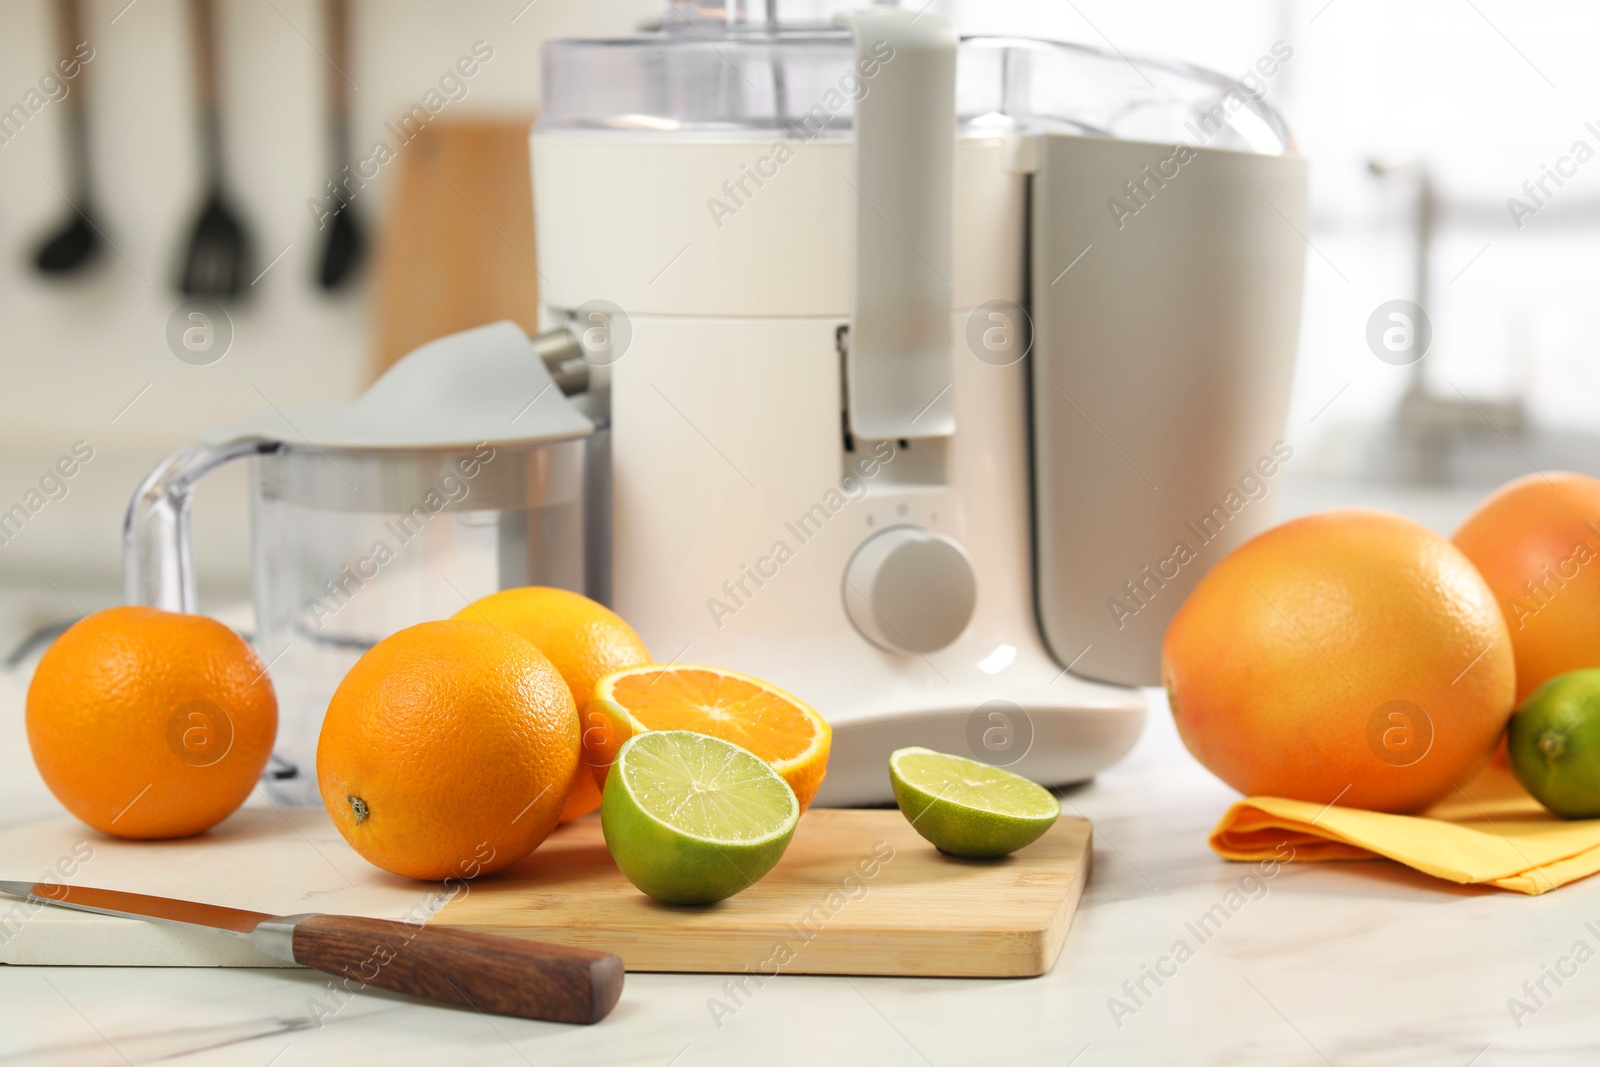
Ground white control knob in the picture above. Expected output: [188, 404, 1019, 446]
[843, 527, 976, 655]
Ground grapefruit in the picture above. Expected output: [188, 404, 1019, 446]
[1452, 472, 1600, 703]
[1162, 508, 1514, 813]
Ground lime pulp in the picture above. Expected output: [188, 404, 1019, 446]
[601, 730, 798, 904]
[889, 747, 1060, 858]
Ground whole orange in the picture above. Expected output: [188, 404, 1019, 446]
[26, 606, 277, 839]
[1452, 472, 1600, 703]
[453, 587, 650, 817]
[317, 619, 578, 879]
[1162, 508, 1514, 813]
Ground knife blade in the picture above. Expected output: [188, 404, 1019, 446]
[0, 879, 622, 1024]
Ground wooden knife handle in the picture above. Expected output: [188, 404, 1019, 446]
[290, 914, 623, 1024]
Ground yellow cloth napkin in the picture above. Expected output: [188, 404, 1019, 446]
[1209, 764, 1600, 895]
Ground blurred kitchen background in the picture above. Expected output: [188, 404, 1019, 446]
[1, 0, 1598, 651]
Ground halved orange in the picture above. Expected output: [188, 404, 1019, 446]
[588, 665, 831, 811]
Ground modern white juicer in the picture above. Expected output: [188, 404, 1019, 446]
[125, 1, 1307, 806]
[528, 2, 1307, 804]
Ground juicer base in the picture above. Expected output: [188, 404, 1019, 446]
[813, 693, 1147, 807]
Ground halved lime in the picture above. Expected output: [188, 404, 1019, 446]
[1509, 669, 1600, 818]
[601, 730, 799, 904]
[889, 747, 1060, 858]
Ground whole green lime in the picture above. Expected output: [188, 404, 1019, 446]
[1508, 669, 1600, 818]
[600, 730, 798, 904]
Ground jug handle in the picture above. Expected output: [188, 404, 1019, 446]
[123, 438, 278, 612]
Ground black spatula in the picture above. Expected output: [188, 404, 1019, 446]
[316, 0, 365, 290]
[178, 0, 253, 298]
[34, 0, 101, 276]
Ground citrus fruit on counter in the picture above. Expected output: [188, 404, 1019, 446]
[558, 770, 604, 823]
[1452, 472, 1600, 704]
[589, 664, 830, 810]
[454, 586, 650, 822]
[316, 620, 578, 880]
[601, 730, 798, 904]
[1162, 508, 1515, 813]
[888, 747, 1059, 858]
[25, 606, 277, 839]
[1507, 669, 1600, 818]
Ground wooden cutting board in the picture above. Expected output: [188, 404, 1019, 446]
[370, 118, 542, 380]
[432, 809, 1091, 978]
[0, 806, 1089, 978]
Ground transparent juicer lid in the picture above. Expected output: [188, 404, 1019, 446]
[540, 2, 1294, 155]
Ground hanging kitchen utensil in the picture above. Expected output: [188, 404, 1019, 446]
[178, 0, 254, 298]
[33, 0, 101, 276]
[315, 0, 364, 290]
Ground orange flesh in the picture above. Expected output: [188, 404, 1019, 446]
[611, 669, 816, 763]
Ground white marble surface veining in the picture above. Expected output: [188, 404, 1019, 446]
[2, 662, 1599, 1066]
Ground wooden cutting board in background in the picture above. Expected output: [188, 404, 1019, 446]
[371, 118, 541, 379]
[0, 807, 1091, 978]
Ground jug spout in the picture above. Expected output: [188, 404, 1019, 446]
[123, 438, 277, 611]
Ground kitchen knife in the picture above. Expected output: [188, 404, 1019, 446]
[0, 880, 622, 1024]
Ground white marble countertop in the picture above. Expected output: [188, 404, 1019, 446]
[2, 657, 1599, 1067]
